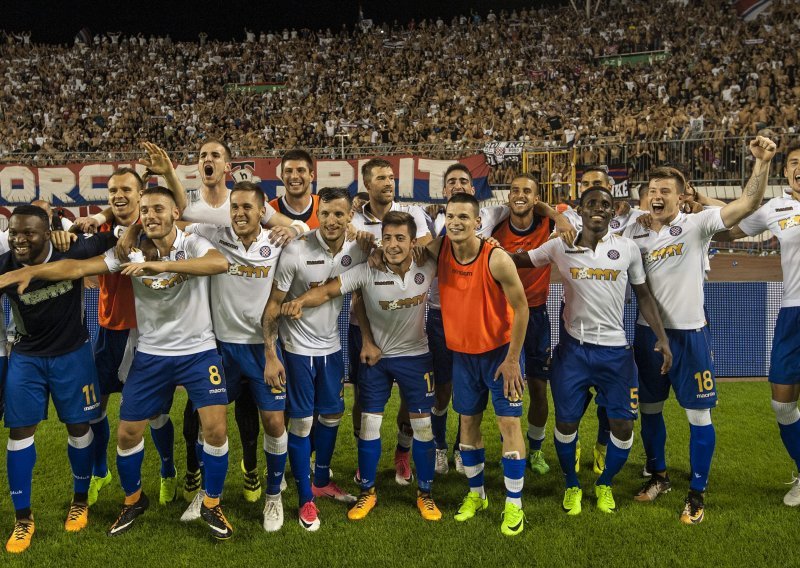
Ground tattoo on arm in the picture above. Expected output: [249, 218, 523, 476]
[744, 169, 765, 198]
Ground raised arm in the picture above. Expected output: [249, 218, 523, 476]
[140, 141, 188, 213]
[489, 249, 530, 400]
[535, 201, 575, 242]
[0, 255, 111, 294]
[720, 136, 776, 228]
[713, 225, 748, 242]
[631, 282, 673, 374]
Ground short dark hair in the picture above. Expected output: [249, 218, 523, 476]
[443, 163, 473, 185]
[648, 166, 686, 194]
[579, 187, 614, 206]
[318, 186, 352, 206]
[140, 186, 177, 203]
[511, 172, 539, 194]
[232, 180, 265, 207]
[201, 138, 232, 161]
[110, 167, 144, 190]
[446, 192, 480, 216]
[382, 211, 417, 238]
[11, 204, 49, 226]
[785, 140, 800, 161]
[361, 158, 392, 184]
[580, 166, 612, 188]
[281, 148, 314, 170]
[355, 191, 369, 201]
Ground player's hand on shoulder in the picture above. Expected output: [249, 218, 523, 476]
[50, 230, 77, 252]
[636, 212, 653, 229]
[0, 267, 35, 294]
[480, 235, 503, 249]
[115, 225, 142, 261]
[360, 341, 382, 367]
[345, 223, 358, 242]
[411, 244, 431, 266]
[367, 247, 388, 271]
[654, 339, 673, 375]
[279, 299, 304, 320]
[749, 135, 777, 162]
[73, 216, 100, 234]
[554, 214, 576, 244]
[268, 226, 296, 247]
[425, 204, 442, 219]
[356, 230, 376, 254]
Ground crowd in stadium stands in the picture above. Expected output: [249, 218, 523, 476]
[0, 1, 798, 178]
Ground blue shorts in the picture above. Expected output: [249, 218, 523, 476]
[121, 349, 227, 422]
[219, 341, 285, 412]
[4, 342, 101, 428]
[770, 307, 800, 385]
[452, 343, 523, 417]
[551, 334, 638, 423]
[95, 326, 132, 395]
[0, 356, 8, 421]
[359, 353, 435, 414]
[523, 305, 552, 380]
[283, 349, 345, 418]
[427, 308, 453, 385]
[634, 324, 716, 409]
[348, 324, 362, 385]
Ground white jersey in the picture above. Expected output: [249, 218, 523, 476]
[187, 223, 282, 344]
[564, 207, 646, 234]
[739, 196, 800, 307]
[182, 188, 276, 226]
[351, 201, 431, 245]
[339, 259, 435, 357]
[623, 209, 726, 329]
[428, 204, 499, 309]
[103, 229, 217, 356]
[274, 230, 366, 356]
[529, 232, 646, 346]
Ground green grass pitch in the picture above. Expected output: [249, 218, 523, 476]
[0, 381, 793, 567]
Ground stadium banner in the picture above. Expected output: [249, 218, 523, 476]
[735, 0, 773, 21]
[0, 154, 492, 212]
[598, 50, 670, 68]
[483, 141, 525, 166]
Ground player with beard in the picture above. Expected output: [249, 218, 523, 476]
[350, 159, 431, 486]
[0, 188, 236, 540]
[269, 149, 320, 229]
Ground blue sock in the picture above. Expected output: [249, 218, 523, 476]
[313, 417, 340, 488]
[431, 408, 448, 450]
[90, 414, 110, 477]
[7, 438, 36, 512]
[149, 416, 175, 478]
[778, 418, 800, 470]
[597, 433, 633, 486]
[413, 437, 435, 493]
[116, 441, 145, 496]
[264, 432, 288, 496]
[460, 446, 486, 496]
[554, 430, 579, 487]
[596, 406, 610, 446]
[640, 412, 668, 473]
[194, 440, 205, 490]
[689, 423, 715, 492]
[358, 437, 382, 490]
[288, 426, 313, 505]
[202, 440, 229, 499]
[502, 456, 526, 505]
[67, 431, 95, 496]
